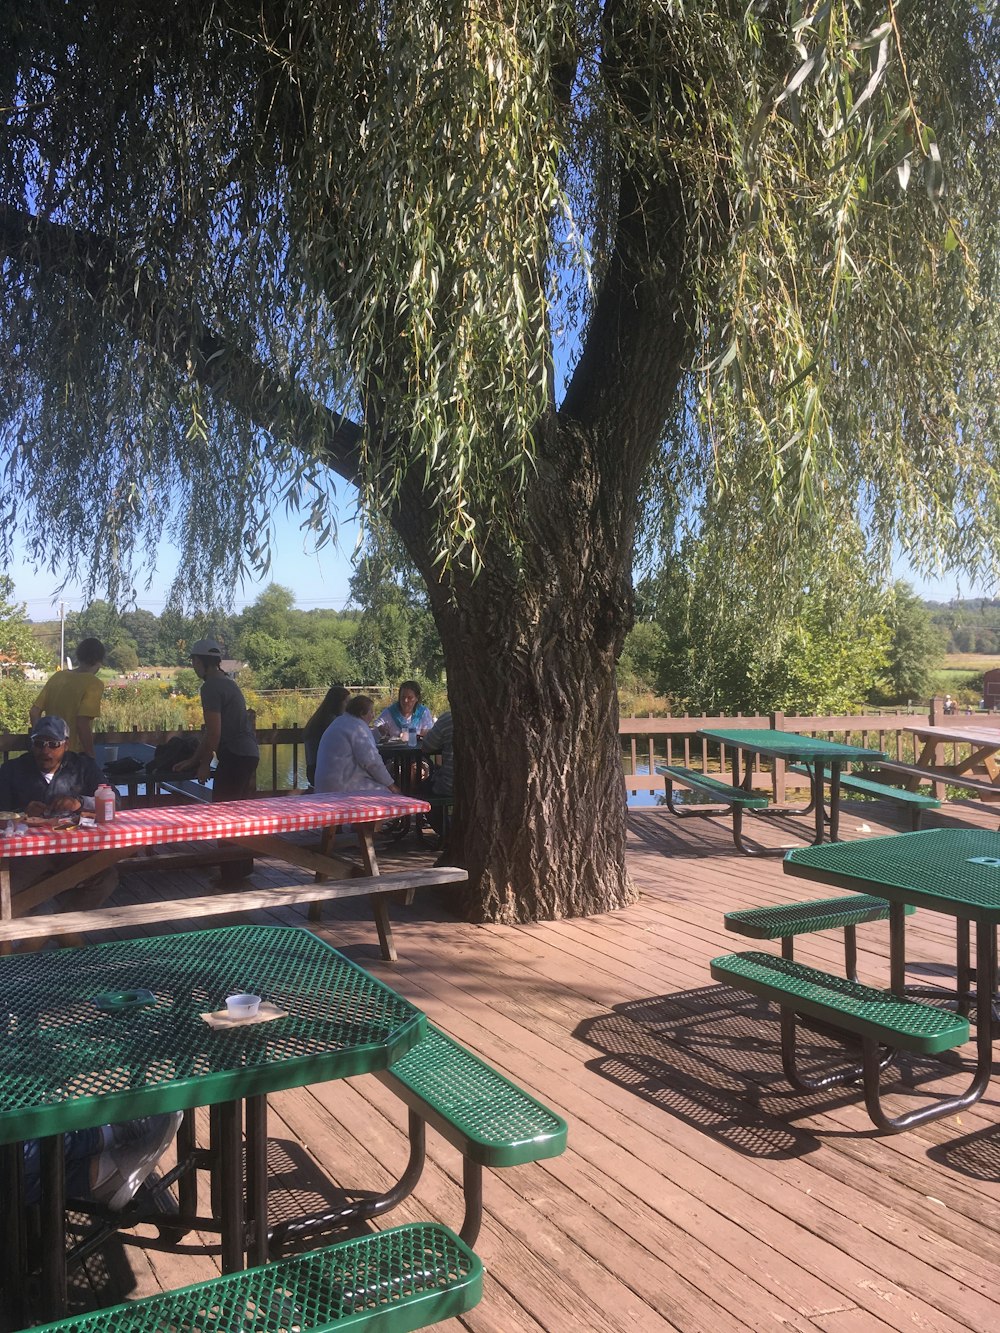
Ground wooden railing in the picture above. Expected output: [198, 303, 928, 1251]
[0, 697, 989, 801]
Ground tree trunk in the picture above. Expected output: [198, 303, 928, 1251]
[403, 418, 643, 923]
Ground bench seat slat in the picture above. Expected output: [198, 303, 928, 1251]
[872, 760, 1000, 796]
[787, 765, 940, 808]
[34, 1222, 483, 1332]
[725, 895, 913, 940]
[711, 951, 969, 1054]
[378, 1025, 568, 1168]
[655, 765, 769, 808]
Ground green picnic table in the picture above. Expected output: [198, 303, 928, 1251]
[783, 827, 1000, 1128]
[700, 727, 887, 846]
[0, 924, 426, 1326]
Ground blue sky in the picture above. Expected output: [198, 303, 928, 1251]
[10, 507, 362, 620]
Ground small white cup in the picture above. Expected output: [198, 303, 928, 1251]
[225, 993, 261, 1018]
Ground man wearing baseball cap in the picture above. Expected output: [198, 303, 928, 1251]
[173, 638, 259, 885]
[0, 715, 105, 816]
[0, 715, 116, 931]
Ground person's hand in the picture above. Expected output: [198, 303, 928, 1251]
[389, 784, 401, 794]
[47, 795, 83, 815]
[24, 800, 48, 817]
[172, 757, 196, 772]
[196, 761, 213, 784]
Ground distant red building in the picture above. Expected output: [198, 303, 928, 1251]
[982, 668, 1000, 709]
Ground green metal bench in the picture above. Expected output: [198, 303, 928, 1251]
[270, 1026, 567, 1253]
[724, 895, 915, 981]
[656, 764, 774, 855]
[788, 764, 940, 830]
[711, 950, 972, 1132]
[34, 1222, 482, 1332]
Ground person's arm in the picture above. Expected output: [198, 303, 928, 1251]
[75, 716, 96, 758]
[357, 729, 399, 790]
[174, 711, 221, 782]
[45, 755, 105, 814]
[420, 717, 444, 755]
[28, 702, 42, 728]
[75, 678, 103, 758]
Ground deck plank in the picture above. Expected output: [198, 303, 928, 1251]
[22, 796, 1000, 1330]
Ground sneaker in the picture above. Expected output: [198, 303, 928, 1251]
[91, 1112, 184, 1211]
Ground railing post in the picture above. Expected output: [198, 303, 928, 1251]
[770, 711, 786, 802]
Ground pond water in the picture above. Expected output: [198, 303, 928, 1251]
[254, 744, 664, 805]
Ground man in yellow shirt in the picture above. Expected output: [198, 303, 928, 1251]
[29, 637, 106, 757]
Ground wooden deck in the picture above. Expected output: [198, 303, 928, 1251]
[43, 797, 1000, 1330]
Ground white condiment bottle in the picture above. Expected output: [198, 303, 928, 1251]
[95, 784, 116, 824]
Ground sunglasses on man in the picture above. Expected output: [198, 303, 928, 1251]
[32, 737, 65, 750]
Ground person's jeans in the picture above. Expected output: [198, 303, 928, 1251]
[211, 751, 260, 882]
[23, 1128, 103, 1206]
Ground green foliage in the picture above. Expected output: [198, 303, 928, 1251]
[0, 576, 52, 674]
[98, 680, 194, 732]
[870, 582, 946, 703]
[0, 1, 996, 606]
[650, 538, 892, 714]
[618, 622, 667, 695]
[0, 677, 37, 734]
[927, 599, 1000, 654]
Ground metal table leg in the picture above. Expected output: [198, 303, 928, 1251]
[217, 1100, 245, 1273]
[39, 1134, 67, 1322]
[0, 1142, 27, 1332]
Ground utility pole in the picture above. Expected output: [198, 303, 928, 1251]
[59, 600, 65, 667]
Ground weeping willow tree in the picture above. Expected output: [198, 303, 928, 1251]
[1, 0, 998, 920]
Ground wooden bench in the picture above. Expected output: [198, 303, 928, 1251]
[787, 764, 940, 830]
[0, 867, 469, 961]
[31, 1222, 482, 1331]
[724, 895, 914, 981]
[711, 950, 971, 1132]
[871, 759, 1000, 800]
[656, 764, 774, 855]
[270, 1024, 568, 1252]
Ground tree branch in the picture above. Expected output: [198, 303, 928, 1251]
[0, 203, 364, 485]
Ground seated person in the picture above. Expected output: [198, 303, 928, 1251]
[315, 696, 400, 795]
[420, 710, 453, 835]
[23, 1112, 183, 1211]
[0, 715, 117, 924]
[375, 680, 435, 739]
[302, 685, 351, 788]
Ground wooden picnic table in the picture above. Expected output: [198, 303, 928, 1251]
[880, 721, 1000, 799]
[0, 791, 456, 961]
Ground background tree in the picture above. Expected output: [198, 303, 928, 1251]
[0, 576, 51, 676]
[1, 1, 998, 921]
[872, 582, 946, 704]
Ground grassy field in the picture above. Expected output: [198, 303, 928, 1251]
[943, 653, 1000, 669]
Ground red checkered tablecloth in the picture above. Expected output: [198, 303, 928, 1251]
[0, 791, 430, 859]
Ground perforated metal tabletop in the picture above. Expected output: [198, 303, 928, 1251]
[700, 727, 886, 763]
[784, 827, 1000, 922]
[0, 924, 425, 1143]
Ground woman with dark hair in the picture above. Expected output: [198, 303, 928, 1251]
[376, 680, 434, 739]
[303, 684, 351, 787]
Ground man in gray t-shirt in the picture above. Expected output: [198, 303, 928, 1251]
[173, 638, 259, 884]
